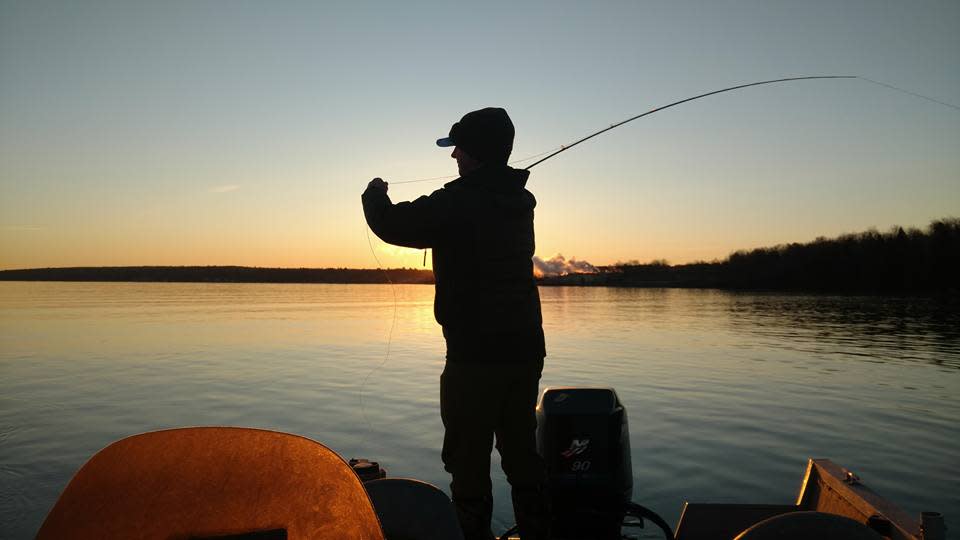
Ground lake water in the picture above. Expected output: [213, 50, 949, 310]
[1, 281, 958, 538]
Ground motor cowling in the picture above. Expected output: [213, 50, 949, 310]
[536, 387, 633, 540]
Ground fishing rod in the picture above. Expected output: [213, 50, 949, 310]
[523, 75, 857, 170]
[389, 74, 957, 185]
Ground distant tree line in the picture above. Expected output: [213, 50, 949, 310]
[720, 218, 959, 292]
[0, 266, 435, 285]
[3, 218, 957, 292]
[543, 218, 959, 293]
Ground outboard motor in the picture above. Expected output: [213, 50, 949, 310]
[536, 387, 633, 539]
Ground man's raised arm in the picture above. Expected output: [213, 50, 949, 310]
[361, 178, 449, 249]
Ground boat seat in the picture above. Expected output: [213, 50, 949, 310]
[37, 427, 385, 539]
[674, 503, 798, 540]
[364, 478, 464, 540]
[734, 510, 884, 540]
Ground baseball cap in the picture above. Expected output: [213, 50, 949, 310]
[436, 107, 515, 164]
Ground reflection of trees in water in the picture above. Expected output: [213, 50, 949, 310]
[723, 292, 960, 370]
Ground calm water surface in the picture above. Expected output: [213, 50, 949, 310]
[1, 282, 958, 538]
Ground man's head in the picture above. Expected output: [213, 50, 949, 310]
[436, 107, 515, 175]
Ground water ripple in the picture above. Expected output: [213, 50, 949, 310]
[1, 283, 958, 539]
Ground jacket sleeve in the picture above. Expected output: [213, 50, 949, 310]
[362, 185, 451, 249]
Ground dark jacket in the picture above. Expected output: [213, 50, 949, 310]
[362, 164, 545, 362]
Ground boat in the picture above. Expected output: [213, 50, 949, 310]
[674, 458, 944, 540]
[36, 387, 945, 539]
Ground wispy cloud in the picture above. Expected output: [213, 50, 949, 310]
[3, 225, 44, 232]
[209, 184, 240, 193]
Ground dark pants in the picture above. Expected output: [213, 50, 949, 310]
[440, 357, 549, 540]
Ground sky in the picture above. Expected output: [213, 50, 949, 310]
[1, 0, 958, 270]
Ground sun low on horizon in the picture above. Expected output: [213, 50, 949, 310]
[2, 2, 958, 272]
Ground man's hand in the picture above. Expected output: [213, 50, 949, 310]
[367, 177, 388, 193]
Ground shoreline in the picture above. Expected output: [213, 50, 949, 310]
[2, 267, 956, 297]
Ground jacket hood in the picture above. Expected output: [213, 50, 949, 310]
[445, 165, 535, 214]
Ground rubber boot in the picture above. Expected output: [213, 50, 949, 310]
[453, 495, 495, 540]
[512, 487, 551, 540]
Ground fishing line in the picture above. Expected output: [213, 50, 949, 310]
[857, 76, 960, 112]
[358, 224, 398, 449]
[357, 74, 958, 446]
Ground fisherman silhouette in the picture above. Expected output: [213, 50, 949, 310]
[362, 107, 549, 540]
